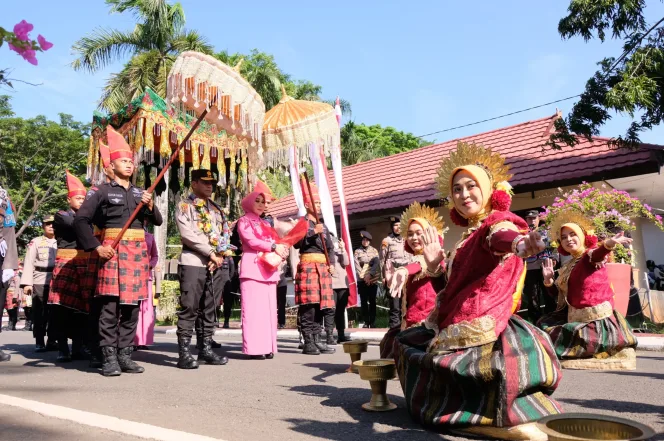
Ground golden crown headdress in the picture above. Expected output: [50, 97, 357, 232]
[400, 202, 446, 239]
[436, 141, 512, 199]
[548, 209, 595, 244]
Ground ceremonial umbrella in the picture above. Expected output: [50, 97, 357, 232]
[262, 86, 339, 168]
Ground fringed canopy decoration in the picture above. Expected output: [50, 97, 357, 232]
[88, 87, 249, 198]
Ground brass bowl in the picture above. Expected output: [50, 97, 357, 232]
[353, 359, 397, 412]
[342, 340, 368, 373]
[538, 413, 656, 441]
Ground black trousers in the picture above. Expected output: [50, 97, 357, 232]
[277, 285, 288, 326]
[32, 285, 52, 340]
[87, 297, 102, 350]
[179, 265, 224, 338]
[223, 273, 240, 323]
[522, 270, 557, 323]
[98, 297, 139, 348]
[298, 304, 322, 335]
[358, 281, 378, 326]
[388, 293, 402, 329]
[0, 254, 9, 332]
[334, 288, 349, 334]
[195, 264, 230, 337]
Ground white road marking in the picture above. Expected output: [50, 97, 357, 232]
[0, 394, 226, 441]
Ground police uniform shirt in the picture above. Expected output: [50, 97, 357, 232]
[54, 210, 80, 249]
[354, 245, 380, 279]
[74, 181, 163, 252]
[20, 235, 57, 287]
[380, 232, 413, 274]
[176, 195, 227, 268]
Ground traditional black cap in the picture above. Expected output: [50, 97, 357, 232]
[524, 209, 540, 218]
[43, 215, 55, 224]
[191, 168, 216, 182]
[388, 216, 400, 224]
[360, 230, 372, 240]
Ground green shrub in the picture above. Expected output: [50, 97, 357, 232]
[157, 281, 180, 325]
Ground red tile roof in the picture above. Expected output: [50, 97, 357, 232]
[269, 113, 664, 218]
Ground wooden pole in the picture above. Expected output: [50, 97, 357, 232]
[302, 171, 330, 267]
[111, 109, 208, 249]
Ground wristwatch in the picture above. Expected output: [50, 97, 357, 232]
[271, 243, 277, 252]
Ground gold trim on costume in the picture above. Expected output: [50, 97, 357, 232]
[399, 202, 446, 239]
[102, 228, 146, 242]
[568, 301, 613, 323]
[300, 253, 327, 264]
[56, 249, 89, 259]
[548, 209, 594, 244]
[428, 315, 497, 353]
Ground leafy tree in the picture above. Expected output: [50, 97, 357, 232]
[549, 0, 664, 149]
[0, 95, 89, 248]
[340, 121, 430, 166]
[71, 0, 213, 112]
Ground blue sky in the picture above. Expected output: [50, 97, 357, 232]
[4, 1, 664, 145]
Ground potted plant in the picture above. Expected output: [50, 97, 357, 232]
[543, 183, 664, 315]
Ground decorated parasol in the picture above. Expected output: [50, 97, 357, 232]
[107, 51, 265, 248]
[262, 85, 339, 167]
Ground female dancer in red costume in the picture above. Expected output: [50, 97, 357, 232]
[538, 210, 637, 370]
[393, 142, 562, 441]
[379, 202, 446, 359]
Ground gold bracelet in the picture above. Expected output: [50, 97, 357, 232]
[604, 241, 616, 251]
[511, 235, 526, 256]
[543, 280, 554, 287]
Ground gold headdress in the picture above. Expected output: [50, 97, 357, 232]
[436, 141, 512, 199]
[548, 209, 595, 244]
[400, 202, 446, 238]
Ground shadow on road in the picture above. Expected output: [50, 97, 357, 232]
[600, 370, 664, 381]
[300, 362, 350, 383]
[286, 383, 454, 440]
[1, 343, 98, 374]
[559, 398, 664, 423]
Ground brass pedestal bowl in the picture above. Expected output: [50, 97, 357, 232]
[353, 359, 397, 412]
[538, 413, 655, 441]
[342, 340, 368, 373]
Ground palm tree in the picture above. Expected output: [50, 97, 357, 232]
[71, 0, 213, 112]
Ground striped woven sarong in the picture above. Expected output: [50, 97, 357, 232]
[394, 316, 563, 430]
[538, 308, 637, 359]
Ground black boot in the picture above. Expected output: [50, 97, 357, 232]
[89, 346, 102, 369]
[44, 339, 58, 352]
[222, 320, 230, 329]
[177, 336, 199, 370]
[198, 337, 228, 365]
[23, 307, 32, 331]
[101, 346, 121, 377]
[71, 338, 86, 360]
[117, 347, 144, 373]
[337, 330, 351, 343]
[0, 348, 10, 362]
[35, 335, 46, 352]
[302, 334, 320, 355]
[325, 330, 337, 346]
[57, 339, 71, 362]
[314, 332, 335, 354]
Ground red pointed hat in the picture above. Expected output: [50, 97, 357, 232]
[66, 171, 86, 198]
[99, 141, 111, 169]
[299, 175, 320, 206]
[106, 126, 132, 161]
[253, 180, 273, 202]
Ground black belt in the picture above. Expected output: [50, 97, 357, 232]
[35, 266, 54, 272]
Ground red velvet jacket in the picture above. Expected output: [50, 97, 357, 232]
[402, 259, 446, 329]
[427, 211, 528, 350]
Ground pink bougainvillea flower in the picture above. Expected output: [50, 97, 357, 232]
[37, 35, 53, 51]
[21, 49, 38, 65]
[13, 20, 34, 41]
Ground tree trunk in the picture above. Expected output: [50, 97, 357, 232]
[153, 168, 169, 293]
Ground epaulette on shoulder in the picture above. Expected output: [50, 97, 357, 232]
[57, 210, 69, 216]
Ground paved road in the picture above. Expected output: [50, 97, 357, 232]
[0, 330, 662, 441]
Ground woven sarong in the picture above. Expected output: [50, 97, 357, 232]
[295, 255, 334, 309]
[96, 228, 148, 305]
[379, 326, 400, 359]
[394, 316, 562, 430]
[48, 249, 91, 312]
[538, 308, 637, 359]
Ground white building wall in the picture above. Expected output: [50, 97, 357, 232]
[641, 221, 664, 266]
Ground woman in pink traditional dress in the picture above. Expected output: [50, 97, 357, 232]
[237, 182, 288, 360]
[538, 210, 637, 370]
[134, 230, 159, 349]
[393, 142, 562, 441]
[379, 202, 446, 359]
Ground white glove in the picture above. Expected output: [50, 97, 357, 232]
[2, 269, 15, 283]
[0, 239, 6, 257]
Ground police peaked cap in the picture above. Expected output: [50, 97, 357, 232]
[191, 169, 216, 182]
[43, 215, 55, 224]
[360, 231, 372, 240]
[389, 216, 400, 224]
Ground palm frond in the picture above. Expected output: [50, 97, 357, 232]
[322, 97, 352, 118]
[71, 28, 143, 72]
[99, 51, 161, 112]
[169, 30, 214, 55]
